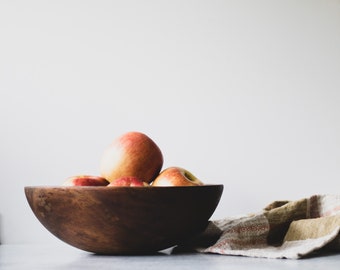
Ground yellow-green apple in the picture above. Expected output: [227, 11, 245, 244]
[151, 167, 204, 187]
[62, 175, 109, 186]
[99, 131, 163, 183]
[107, 176, 149, 187]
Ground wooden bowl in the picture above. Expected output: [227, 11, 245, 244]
[25, 185, 223, 254]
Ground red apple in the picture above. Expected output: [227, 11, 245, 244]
[151, 167, 204, 187]
[107, 176, 149, 187]
[62, 175, 109, 186]
[99, 131, 163, 183]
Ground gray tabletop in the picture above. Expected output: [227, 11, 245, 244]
[1, 244, 340, 270]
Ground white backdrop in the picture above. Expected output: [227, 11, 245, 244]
[1, 0, 340, 244]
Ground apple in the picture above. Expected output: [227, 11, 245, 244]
[62, 175, 109, 186]
[99, 131, 163, 183]
[107, 176, 149, 187]
[151, 167, 204, 187]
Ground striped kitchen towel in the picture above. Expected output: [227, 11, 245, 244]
[184, 194, 340, 259]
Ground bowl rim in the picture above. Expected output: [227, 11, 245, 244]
[24, 184, 223, 189]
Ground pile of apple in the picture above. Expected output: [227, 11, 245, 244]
[63, 131, 204, 187]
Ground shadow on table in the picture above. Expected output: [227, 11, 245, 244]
[88, 247, 175, 257]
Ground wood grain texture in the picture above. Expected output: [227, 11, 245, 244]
[25, 185, 223, 254]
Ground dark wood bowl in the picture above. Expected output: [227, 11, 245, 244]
[25, 185, 223, 254]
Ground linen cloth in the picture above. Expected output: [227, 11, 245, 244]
[184, 194, 340, 259]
